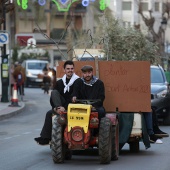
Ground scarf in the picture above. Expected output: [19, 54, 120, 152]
[62, 73, 79, 93]
[81, 76, 98, 86]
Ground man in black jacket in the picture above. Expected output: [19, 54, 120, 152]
[72, 65, 106, 122]
[34, 60, 79, 145]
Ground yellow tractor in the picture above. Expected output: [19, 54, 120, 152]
[51, 100, 119, 164]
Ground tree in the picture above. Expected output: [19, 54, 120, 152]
[64, 4, 159, 64]
[11, 46, 19, 63]
[137, 1, 170, 69]
[94, 10, 159, 64]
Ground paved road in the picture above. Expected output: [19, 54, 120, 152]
[0, 88, 170, 170]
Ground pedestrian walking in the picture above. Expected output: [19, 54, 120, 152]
[13, 62, 26, 98]
[10, 64, 15, 96]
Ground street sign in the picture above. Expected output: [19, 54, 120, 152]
[27, 38, 36, 48]
[0, 33, 9, 44]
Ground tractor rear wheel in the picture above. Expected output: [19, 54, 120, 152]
[98, 117, 112, 164]
[51, 116, 65, 163]
[111, 122, 119, 160]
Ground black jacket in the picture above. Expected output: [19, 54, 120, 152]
[50, 78, 80, 109]
[73, 78, 105, 108]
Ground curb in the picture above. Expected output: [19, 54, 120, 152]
[0, 102, 25, 121]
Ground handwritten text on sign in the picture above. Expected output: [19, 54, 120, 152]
[99, 61, 151, 112]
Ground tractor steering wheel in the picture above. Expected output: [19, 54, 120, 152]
[75, 99, 101, 105]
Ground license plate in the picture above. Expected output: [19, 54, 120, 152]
[35, 79, 42, 82]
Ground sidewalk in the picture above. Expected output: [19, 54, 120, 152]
[0, 100, 25, 121]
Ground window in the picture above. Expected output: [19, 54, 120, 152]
[123, 22, 131, 28]
[141, 2, 148, 11]
[122, 2, 132, 10]
[151, 68, 164, 83]
[155, 2, 159, 12]
[162, 3, 170, 12]
[28, 63, 47, 70]
[50, 28, 66, 39]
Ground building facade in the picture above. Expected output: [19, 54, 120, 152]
[110, 0, 170, 41]
[13, 1, 98, 66]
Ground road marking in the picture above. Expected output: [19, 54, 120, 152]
[35, 129, 41, 131]
[4, 137, 13, 140]
[22, 132, 32, 135]
[12, 135, 21, 138]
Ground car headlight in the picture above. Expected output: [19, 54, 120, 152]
[27, 71, 32, 76]
[156, 89, 167, 98]
[48, 71, 52, 77]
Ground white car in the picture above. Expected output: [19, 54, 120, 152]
[22, 60, 49, 87]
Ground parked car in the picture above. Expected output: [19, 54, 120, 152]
[22, 60, 49, 87]
[151, 65, 170, 125]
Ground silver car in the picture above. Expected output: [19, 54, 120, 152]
[151, 65, 170, 125]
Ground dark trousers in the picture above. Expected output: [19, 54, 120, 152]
[40, 110, 53, 139]
[143, 112, 154, 135]
[51, 90, 66, 108]
[152, 109, 159, 127]
[93, 107, 106, 135]
[40, 90, 65, 139]
[96, 107, 106, 122]
[17, 84, 24, 95]
[152, 108, 161, 133]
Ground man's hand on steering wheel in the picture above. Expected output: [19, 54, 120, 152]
[72, 96, 77, 103]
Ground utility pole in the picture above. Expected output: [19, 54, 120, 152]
[1, 1, 9, 102]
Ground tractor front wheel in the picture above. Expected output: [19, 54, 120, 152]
[51, 115, 66, 163]
[98, 117, 112, 164]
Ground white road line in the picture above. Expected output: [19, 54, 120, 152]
[12, 135, 20, 138]
[22, 132, 32, 135]
[4, 137, 13, 140]
[35, 129, 41, 131]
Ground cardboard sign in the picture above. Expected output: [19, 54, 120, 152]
[56, 61, 151, 112]
[99, 61, 151, 112]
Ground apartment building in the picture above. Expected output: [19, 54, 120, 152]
[110, 0, 170, 44]
[13, 1, 99, 65]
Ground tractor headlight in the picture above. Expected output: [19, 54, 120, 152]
[71, 128, 83, 142]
